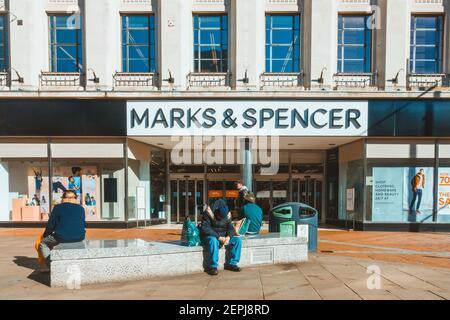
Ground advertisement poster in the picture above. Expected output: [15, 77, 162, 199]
[51, 166, 100, 221]
[27, 166, 50, 215]
[372, 167, 433, 222]
[437, 168, 450, 222]
[372, 167, 404, 222]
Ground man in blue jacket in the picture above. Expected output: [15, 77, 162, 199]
[200, 201, 242, 276]
[40, 190, 86, 267]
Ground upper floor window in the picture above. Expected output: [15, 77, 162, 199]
[410, 15, 443, 74]
[0, 15, 8, 71]
[122, 15, 156, 73]
[193, 15, 228, 73]
[49, 15, 83, 73]
[265, 14, 300, 73]
[337, 15, 372, 73]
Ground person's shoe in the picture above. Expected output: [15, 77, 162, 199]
[206, 268, 218, 276]
[224, 264, 241, 272]
[416, 210, 422, 214]
[39, 266, 50, 273]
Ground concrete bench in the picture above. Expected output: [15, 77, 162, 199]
[50, 233, 308, 287]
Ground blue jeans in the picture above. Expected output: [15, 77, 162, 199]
[410, 189, 423, 211]
[203, 236, 242, 269]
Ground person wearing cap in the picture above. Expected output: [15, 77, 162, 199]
[239, 192, 263, 234]
[200, 200, 242, 276]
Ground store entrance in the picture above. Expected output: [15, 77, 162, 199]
[170, 178, 204, 224]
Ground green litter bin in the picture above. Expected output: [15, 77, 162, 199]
[269, 202, 318, 252]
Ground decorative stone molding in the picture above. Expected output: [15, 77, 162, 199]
[193, 0, 228, 12]
[411, 0, 444, 13]
[120, 0, 153, 12]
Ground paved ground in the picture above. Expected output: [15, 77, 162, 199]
[1, 227, 450, 299]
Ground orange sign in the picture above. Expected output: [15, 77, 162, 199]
[225, 190, 239, 198]
[208, 190, 223, 198]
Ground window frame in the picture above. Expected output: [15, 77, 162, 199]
[192, 14, 229, 73]
[337, 14, 373, 74]
[409, 14, 444, 75]
[48, 14, 83, 73]
[265, 13, 301, 73]
[121, 14, 156, 73]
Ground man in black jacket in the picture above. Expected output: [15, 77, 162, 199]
[200, 201, 242, 276]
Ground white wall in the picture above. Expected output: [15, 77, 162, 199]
[0, 162, 10, 221]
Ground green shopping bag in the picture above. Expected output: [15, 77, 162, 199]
[181, 217, 201, 247]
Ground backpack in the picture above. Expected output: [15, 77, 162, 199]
[180, 217, 201, 247]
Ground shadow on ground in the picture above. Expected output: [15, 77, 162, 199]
[13, 256, 50, 287]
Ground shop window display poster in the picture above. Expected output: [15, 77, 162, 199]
[51, 166, 100, 221]
[372, 167, 433, 222]
[438, 168, 450, 222]
[27, 166, 50, 215]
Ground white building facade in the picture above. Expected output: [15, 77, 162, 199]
[1, 0, 450, 231]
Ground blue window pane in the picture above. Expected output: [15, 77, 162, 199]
[0, 16, 4, 28]
[56, 59, 78, 72]
[266, 29, 270, 44]
[55, 16, 70, 28]
[343, 30, 365, 44]
[271, 59, 293, 73]
[200, 30, 221, 45]
[272, 46, 292, 60]
[415, 16, 440, 29]
[337, 60, 342, 72]
[199, 46, 221, 59]
[128, 16, 149, 28]
[194, 30, 199, 45]
[415, 30, 439, 45]
[149, 29, 156, 45]
[149, 15, 155, 29]
[272, 29, 293, 44]
[338, 15, 343, 29]
[150, 59, 156, 72]
[200, 16, 221, 28]
[343, 16, 366, 29]
[272, 16, 293, 29]
[415, 46, 438, 60]
[344, 46, 365, 59]
[57, 45, 77, 59]
[194, 16, 199, 29]
[122, 16, 126, 28]
[56, 29, 77, 43]
[414, 60, 439, 74]
[129, 59, 150, 72]
[0, 32, 3, 44]
[342, 60, 365, 73]
[221, 15, 228, 28]
[221, 30, 228, 45]
[128, 46, 149, 59]
[128, 29, 149, 45]
[337, 46, 343, 59]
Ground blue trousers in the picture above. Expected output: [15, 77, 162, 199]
[410, 189, 423, 211]
[203, 236, 242, 269]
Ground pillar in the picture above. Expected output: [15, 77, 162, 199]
[164, 149, 171, 225]
[241, 138, 253, 192]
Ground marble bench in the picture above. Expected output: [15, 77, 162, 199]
[50, 233, 308, 287]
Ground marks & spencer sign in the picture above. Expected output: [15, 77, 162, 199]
[127, 100, 368, 136]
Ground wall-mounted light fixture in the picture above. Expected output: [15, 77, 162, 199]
[387, 68, 404, 85]
[312, 67, 327, 84]
[87, 68, 100, 83]
[162, 70, 175, 84]
[237, 69, 249, 84]
[10, 68, 24, 83]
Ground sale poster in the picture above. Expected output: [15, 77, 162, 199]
[437, 168, 450, 222]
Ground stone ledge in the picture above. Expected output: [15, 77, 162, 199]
[50, 234, 308, 287]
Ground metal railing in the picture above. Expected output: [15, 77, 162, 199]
[39, 71, 83, 87]
[406, 73, 450, 89]
[187, 72, 231, 87]
[259, 72, 304, 88]
[0, 71, 9, 87]
[333, 72, 377, 88]
[113, 72, 158, 88]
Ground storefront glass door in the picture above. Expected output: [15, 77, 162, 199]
[170, 179, 204, 224]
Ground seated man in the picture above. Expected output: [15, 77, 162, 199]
[200, 201, 242, 276]
[40, 190, 86, 268]
[238, 193, 263, 235]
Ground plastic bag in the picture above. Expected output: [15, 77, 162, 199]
[181, 217, 201, 247]
[34, 234, 46, 265]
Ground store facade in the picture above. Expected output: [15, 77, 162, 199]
[1, 98, 450, 231]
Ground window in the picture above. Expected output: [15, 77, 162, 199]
[49, 15, 83, 72]
[122, 15, 156, 73]
[0, 15, 8, 71]
[410, 15, 443, 74]
[193, 15, 228, 73]
[265, 14, 300, 73]
[337, 15, 372, 73]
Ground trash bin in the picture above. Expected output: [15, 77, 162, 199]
[269, 202, 318, 252]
